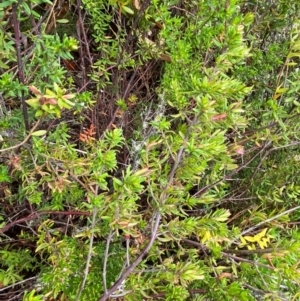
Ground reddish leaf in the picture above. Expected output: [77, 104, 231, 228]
[234, 145, 244, 155]
[29, 85, 42, 96]
[211, 113, 227, 121]
[44, 98, 58, 105]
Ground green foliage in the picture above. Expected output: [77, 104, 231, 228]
[0, 247, 38, 286]
[0, 165, 10, 182]
[22, 290, 44, 301]
[1, 0, 300, 300]
[26, 83, 76, 117]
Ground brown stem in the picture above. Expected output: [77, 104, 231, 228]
[11, 4, 29, 131]
[0, 210, 91, 234]
[0, 119, 41, 153]
[182, 239, 275, 271]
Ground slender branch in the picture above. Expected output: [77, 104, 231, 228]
[75, 186, 99, 301]
[0, 212, 37, 235]
[98, 213, 161, 301]
[76, 0, 87, 90]
[243, 283, 289, 301]
[44, 0, 59, 33]
[0, 210, 91, 234]
[0, 119, 41, 153]
[193, 143, 268, 197]
[11, 3, 29, 131]
[76, 0, 93, 89]
[149, 288, 207, 299]
[242, 283, 272, 296]
[224, 248, 282, 255]
[182, 239, 275, 270]
[102, 230, 114, 294]
[224, 253, 275, 270]
[270, 140, 300, 151]
[0, 276, 37, 292]
[250, 140, 272, 180]
[233, 204, 300, 243]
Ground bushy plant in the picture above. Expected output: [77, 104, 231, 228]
[1, 0, 300, 300]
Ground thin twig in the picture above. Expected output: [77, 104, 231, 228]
[224, 253, 275, 270]
[270, 140, 300, 151]
[0, 119, 41, 153]
[102, 230, 114, 294]
[193, 143, 268, 197]
[224, 247, 282, 255]
[76, 0, 89, 90]
[0, 210, 91, 234]
[75, 187, 99, 301]
[149, 288, 207, 299]
[234, 205, 300, 242]
[250, 140, 272, 180]
[76, 0, 93, 65]
[98, 213, 161, 301]
[11, 3, 29, 131]
[182, 239, 275, 270]
[0, 276, 37, 292]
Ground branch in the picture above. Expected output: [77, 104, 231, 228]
[0, 119, 41, 153]
[75, 187, 98, 301]
[98, 129, 189, 300]
[193, 143, 268, 197]
[232, 204, 300, 243]
[0, 210, 91, 234]
[182, 239, 275, 270]
[102, 230, 114, 294]
[11, 3, 29, 131]
[224, 253, 275, 270]
[98, 212, 162, 301]
[149, 288, 207, 299]
[0, 276, 38, 292]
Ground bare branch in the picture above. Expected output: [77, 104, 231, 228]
[75, 186, 99, 301]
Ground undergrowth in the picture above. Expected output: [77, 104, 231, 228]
[1, 0, 300, 300]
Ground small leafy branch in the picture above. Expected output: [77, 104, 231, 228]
[27, 83, 75, 117]
[239, 228, 273, 250]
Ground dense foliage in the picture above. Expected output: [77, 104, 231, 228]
[1, 0, 300, 300]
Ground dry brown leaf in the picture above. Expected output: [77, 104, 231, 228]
[133, 0, 140, 10]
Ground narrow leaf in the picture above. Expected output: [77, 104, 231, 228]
[31, 130, 47, 136]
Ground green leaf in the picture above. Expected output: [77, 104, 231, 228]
[31, 130, 47, 136]
[244, 235, 256, 242]
[0, 165, 11, 182]
[22, 2, 31, 15]
[121, 5, 134, 14]
[226, 163, 238, 170]
[0, 60, 9, 69]
[35, 242, 49, 253]
[213, 209, 231, 222]
[56, 19, 69, 24]
[26, 98, 40, 108]
[45, 89, 56, 97]
[0, 0, 16, 9]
